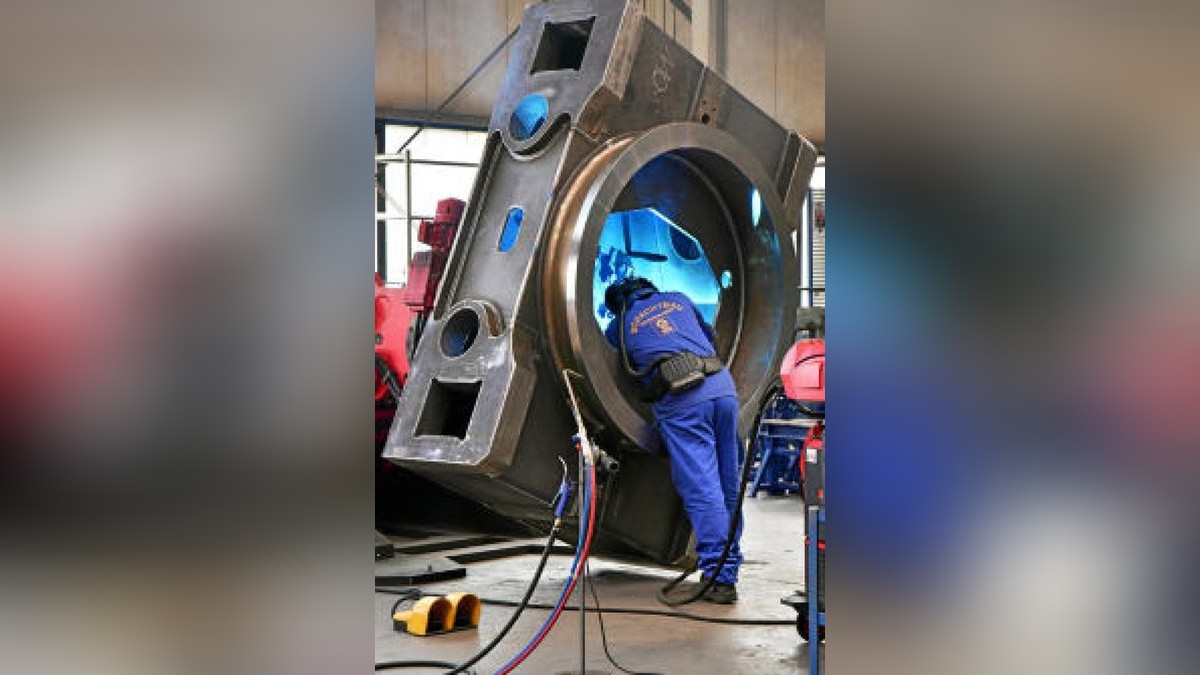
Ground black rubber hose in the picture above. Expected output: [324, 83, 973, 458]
[373, 522, 562, 674]
[375, 660, 466, 672]
[441, 520, 563, 674]
[387, 588, 422, 617]
[586, 562, 665, 675]
[656, 382, 778, 607]
[371, 590, 795, 627]
[478, 596, 793, 626]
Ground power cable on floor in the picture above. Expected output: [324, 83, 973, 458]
[374, 584, 793, 672]
[376, 590, 465, 672]
[375, 467, 573, 675]
[581, 470, 662, 675]
[443, 506, 568, 675]
[387, 587, 422, 618]
[374, 660, 469, 672]
[472, 595, 794, 627]
[585, 561, 663, 675]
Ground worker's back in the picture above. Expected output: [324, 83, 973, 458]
[605, 290, 737, 412]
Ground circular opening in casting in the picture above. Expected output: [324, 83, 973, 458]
[441, 308, 481, 358]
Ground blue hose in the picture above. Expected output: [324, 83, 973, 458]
[495, 463, 591, 673]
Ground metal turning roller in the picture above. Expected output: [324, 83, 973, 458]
[384, 0, 817, 563]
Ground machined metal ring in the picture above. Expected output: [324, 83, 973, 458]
[543, 122, 797, 450]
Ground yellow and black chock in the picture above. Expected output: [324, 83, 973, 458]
[393, 592, 482, 636]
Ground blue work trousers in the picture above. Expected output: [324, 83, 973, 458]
[656, 395, 743, 585]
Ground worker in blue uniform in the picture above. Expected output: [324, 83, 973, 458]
[604, 277, 742, 603]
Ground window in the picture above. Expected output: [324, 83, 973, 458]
[375, 123, 487, 285]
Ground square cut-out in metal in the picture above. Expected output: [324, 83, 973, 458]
[531, 17, 595, 73]
[415, 379, 481, 439]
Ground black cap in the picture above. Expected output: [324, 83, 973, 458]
[604, 277, 657, 313]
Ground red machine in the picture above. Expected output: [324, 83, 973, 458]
[402, 199, 464, 318]
[375, 198, 464, 562]
[778, 336, 825, 646]
[780, 338, 825, 404]
[375, 198, 464, 398]
[375, 274, 413, 402]
[780, 337, 825, 486]
[375, 198, 465, 440]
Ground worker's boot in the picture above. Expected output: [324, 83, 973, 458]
[703, 582, 738, 604]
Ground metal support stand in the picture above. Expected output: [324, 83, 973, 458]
[804, 421, 825, 674]
[556, 370, 609, 675]
[780, 419, 825, 671]
[568, 450, 610, 675]
[806, 505, 825, 675]
[579, 448, 587, 675]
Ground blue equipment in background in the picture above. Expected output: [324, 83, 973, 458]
[749, 388, 822, 497]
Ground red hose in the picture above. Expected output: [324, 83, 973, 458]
[497, 462, 598, 674]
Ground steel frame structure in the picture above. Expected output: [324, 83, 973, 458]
[385, 0, 816, 563]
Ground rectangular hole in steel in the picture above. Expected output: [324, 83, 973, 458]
[415, 379, 481, 439]
[530, 17, 595, 73]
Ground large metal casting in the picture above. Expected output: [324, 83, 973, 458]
[385, 0, 817, 563]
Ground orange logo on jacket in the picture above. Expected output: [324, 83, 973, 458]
[629, 301, 684, 335]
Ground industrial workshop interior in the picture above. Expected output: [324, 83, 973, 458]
[375, 1, 824, 672]
[10, 1, 1196, 673]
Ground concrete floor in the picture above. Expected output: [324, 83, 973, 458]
[375, 495, 819, 674]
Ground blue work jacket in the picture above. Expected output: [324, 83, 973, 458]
[604, 290, 737, 413]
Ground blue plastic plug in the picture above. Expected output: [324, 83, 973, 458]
[552, 479, 574, 519]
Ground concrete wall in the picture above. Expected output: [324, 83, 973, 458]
[726, 0, 824, 146]
[376, 0, 824, 146]
[375, 0, 525, 125]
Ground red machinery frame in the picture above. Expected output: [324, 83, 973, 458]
[375, 198, 465, 444]
[375, 198, 464, 399]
